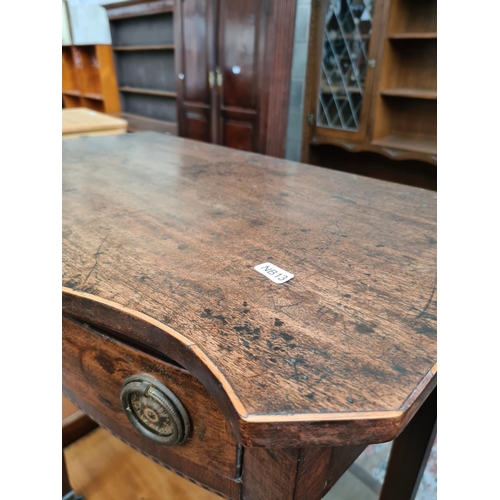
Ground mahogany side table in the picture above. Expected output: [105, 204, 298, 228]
[62, 132, 437, 500]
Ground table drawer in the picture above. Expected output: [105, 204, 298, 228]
[62, 316, 241, 499]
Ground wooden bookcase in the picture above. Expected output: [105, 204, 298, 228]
[302, 0, 437, 166]
[371, 0, 436, 156]
[104, 0, 178, 135]
[62, 45, 121, 114]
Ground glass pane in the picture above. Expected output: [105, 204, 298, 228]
[316, 0, 375, 132]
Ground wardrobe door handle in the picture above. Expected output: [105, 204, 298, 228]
[216, 68, 222, 87]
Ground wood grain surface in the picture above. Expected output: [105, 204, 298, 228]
[62, 132, 437, 447]
[63, 394, 98, 447]
[241, 445, 365, 500]
[63, 316, 241, 499]
[174, 0, 295, 157]
[62, 108, 127, 135]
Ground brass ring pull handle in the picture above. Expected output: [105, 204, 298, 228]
[120, 373, 190, 446]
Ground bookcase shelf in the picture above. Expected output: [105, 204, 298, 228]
[372, 136, 436, 156]
[371, 0, 437, 159]
[114, 45, 174, 51]
[388, 33, 437, 40]
[62, 45, 120, 113]
[380, 89, 437, 100]
[105, 1, 177, 133]
[83, 93, 104, 101]
[120, 87, 177, 98]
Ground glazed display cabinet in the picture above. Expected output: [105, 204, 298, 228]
[302, 0, 437, 166]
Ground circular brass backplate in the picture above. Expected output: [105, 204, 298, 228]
[120, 373, 190, 445]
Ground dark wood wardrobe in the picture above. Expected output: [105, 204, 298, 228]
[105, 0, 296, 157]
[174, 0, 296, 156]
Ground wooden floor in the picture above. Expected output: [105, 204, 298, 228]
[63, 395, 79, 420]
[63, 398, 435, 499]
[65, 428, 220, 500]
[65, 428, 370, 500]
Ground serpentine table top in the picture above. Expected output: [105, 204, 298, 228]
[62, 131, 437, 448]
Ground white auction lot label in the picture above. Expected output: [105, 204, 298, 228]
[254, 262, 294, 284]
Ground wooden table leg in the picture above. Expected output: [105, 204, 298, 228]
[241, 445, 366, 500]
[379, 387, 437, 500]
[63, 450, 84, 500]
[63, 411, 98, 448]
[63, 394, 98, 448]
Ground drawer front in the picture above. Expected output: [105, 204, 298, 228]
[62, 316, 241, 499]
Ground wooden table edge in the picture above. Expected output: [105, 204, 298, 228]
[62, 287, 437, 448]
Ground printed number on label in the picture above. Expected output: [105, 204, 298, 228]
[254, 262, 294, 284]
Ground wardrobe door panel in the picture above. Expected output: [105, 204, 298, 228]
[176, 0, 216, 142]
[223, 122, 253, 151]
[216, 0, 266, 151]
[175, 0, 295, 157]
[184, 104, 212, 143]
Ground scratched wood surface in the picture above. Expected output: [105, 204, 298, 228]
[62, 316, 241, 477]
[63, 316, 241, 498]
[62, 132, 437, 445]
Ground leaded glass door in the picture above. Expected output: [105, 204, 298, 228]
[308, 0, 381, 144]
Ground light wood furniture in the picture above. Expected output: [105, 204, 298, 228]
[62, 108, 128, 139]
[62, 45, 121, 114]
[63, 395, 97, 499]
[63, 132, 437, 500]
[302, 0, 437, 166]
[65, 428, 220, 500]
